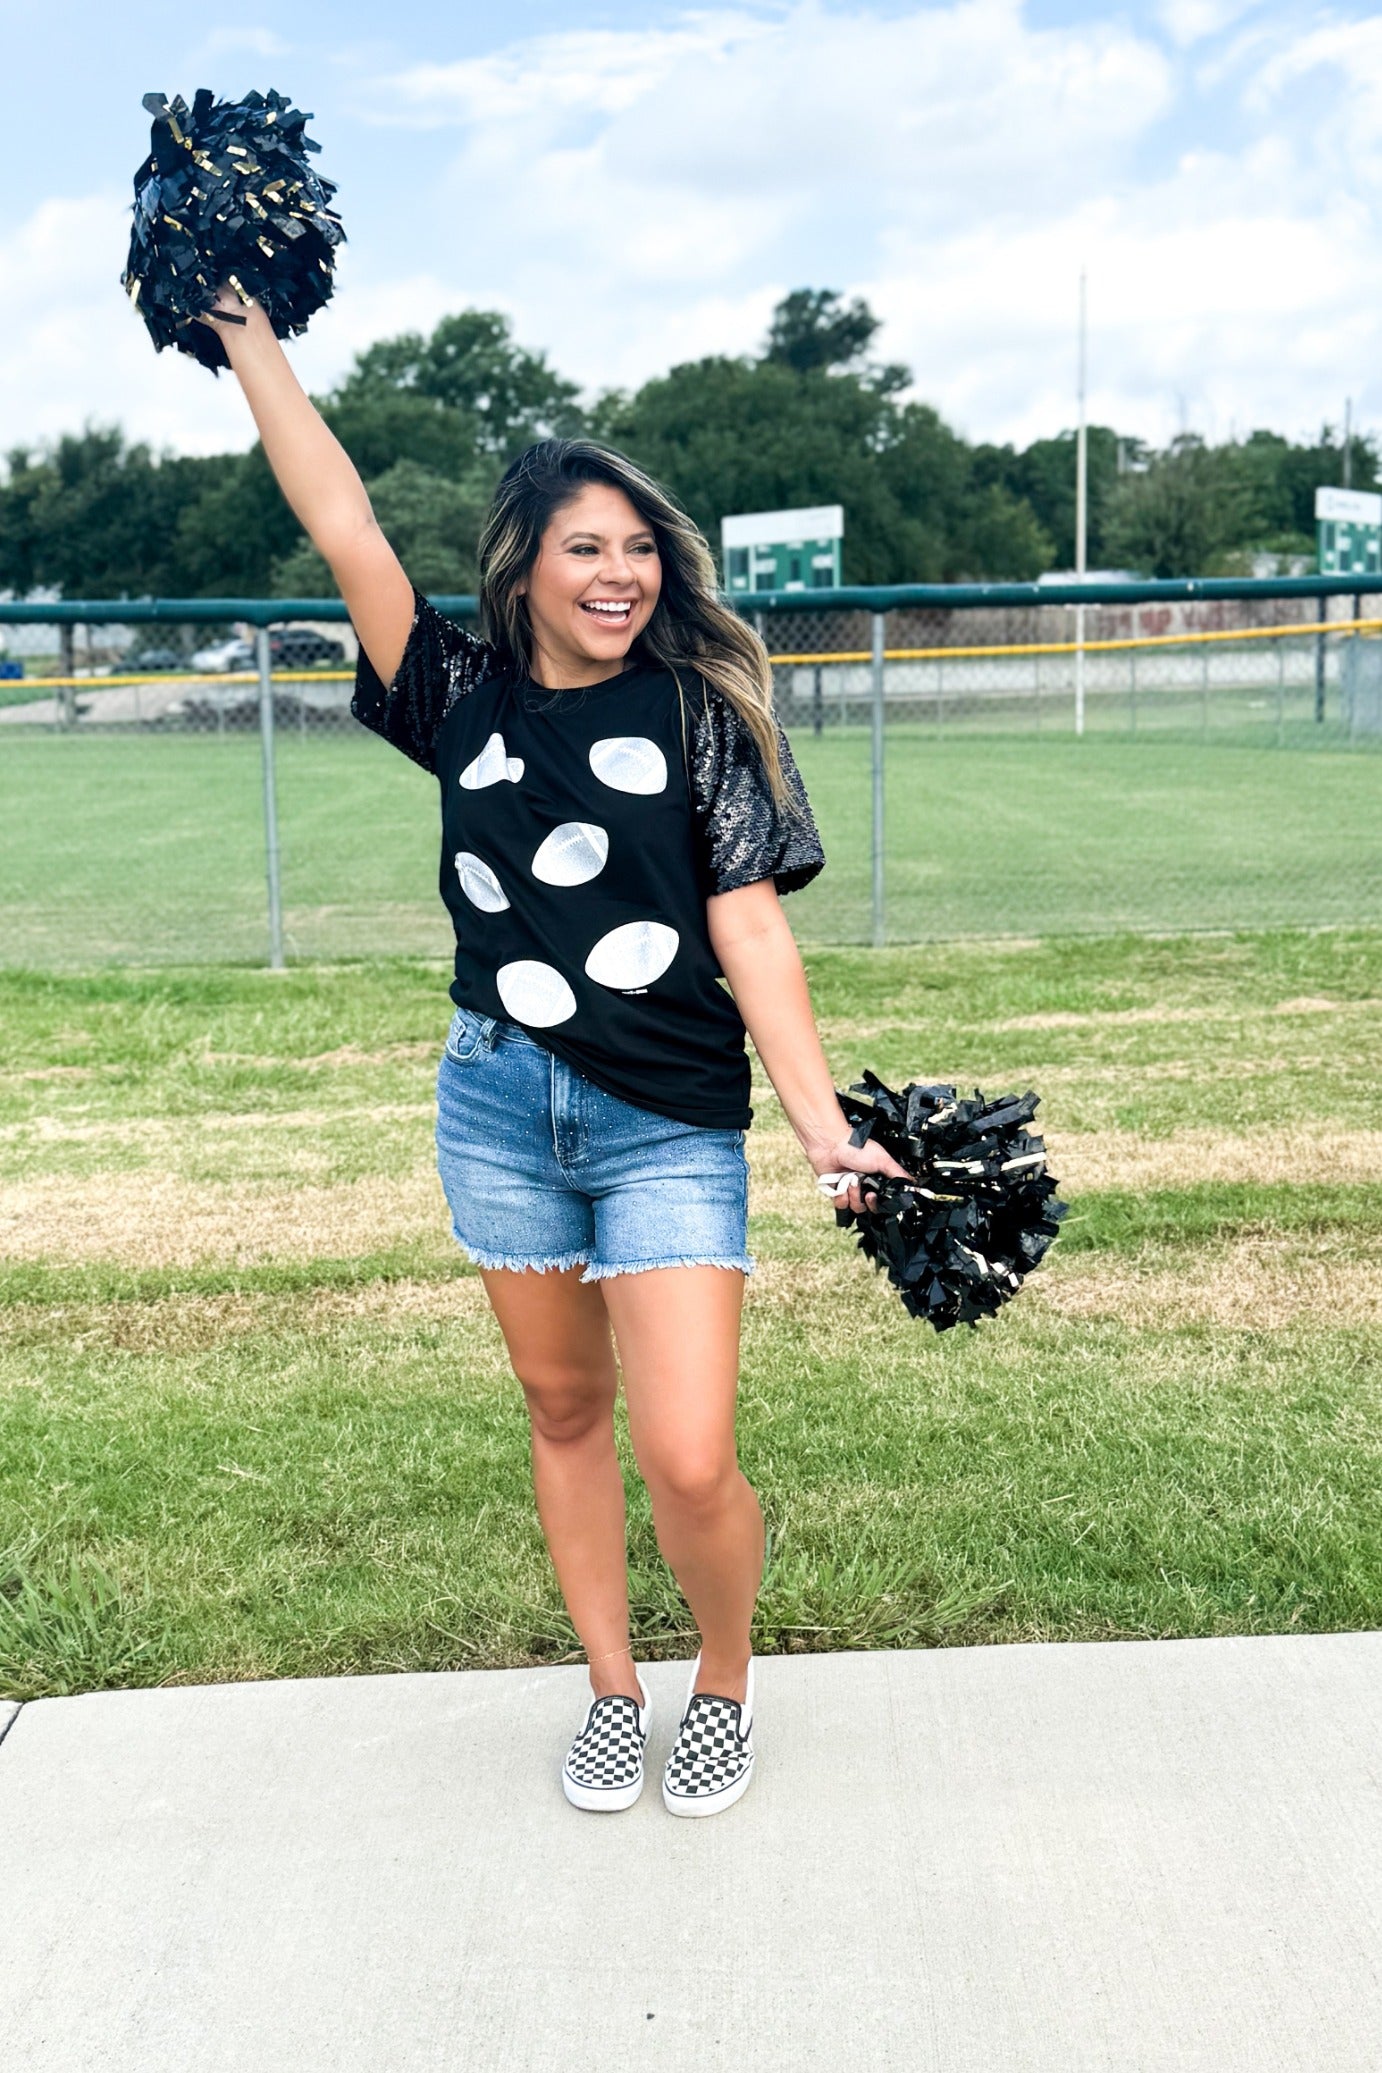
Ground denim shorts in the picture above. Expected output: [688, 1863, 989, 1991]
[434, 1006, 753, 1281]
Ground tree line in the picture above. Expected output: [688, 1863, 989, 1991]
[1, 290, 1374, 603]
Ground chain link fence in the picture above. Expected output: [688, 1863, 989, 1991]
[2, 580, 1379, 965]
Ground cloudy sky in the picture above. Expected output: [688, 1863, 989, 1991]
[3, 0, 1378, 460]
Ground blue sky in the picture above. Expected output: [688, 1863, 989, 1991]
[4, 1, 1379, 458]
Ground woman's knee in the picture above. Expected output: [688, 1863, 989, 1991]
[641, 1445, 742, 1515]
[514, 1359, 616, 1444]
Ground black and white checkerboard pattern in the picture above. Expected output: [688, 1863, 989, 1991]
[663, 1693, 754, 1799]
[563, 1694, 646, 1791]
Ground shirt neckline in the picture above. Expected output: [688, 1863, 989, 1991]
[515, 658, 666, 713]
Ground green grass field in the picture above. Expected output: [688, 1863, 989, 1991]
[2, 929, 1379, 1700]
[1, 727, 1379, 964]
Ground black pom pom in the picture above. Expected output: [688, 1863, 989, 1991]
[122, 87, 344, 372]
[833, 1074, 1068, 1332]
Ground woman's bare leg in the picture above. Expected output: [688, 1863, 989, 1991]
[479, 1266, 643, 1702]
[599, 1266, 761, 1705]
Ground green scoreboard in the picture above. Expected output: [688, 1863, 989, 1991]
[1316, 486, 1382, 576]
[721, 505, 844, 594]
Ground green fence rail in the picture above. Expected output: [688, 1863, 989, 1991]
[3, 573, 1381, 626]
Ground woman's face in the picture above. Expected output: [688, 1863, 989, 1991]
[518, 481, 662, 684]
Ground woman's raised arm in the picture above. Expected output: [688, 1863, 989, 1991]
[208, 292, 414, 684]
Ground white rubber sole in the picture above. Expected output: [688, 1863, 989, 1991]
[662, 1750, 756, 1818]
[562, 1766, 645, 1813]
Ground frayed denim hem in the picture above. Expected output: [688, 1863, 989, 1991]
[459, 1244, 592, 1275]
[580, 1254, 756, 1283]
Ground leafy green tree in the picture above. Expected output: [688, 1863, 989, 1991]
[270, 458, 491, 596]
[170, 446, 303, 596]
[332, 310, 583, 461]
[763, 288, 909, 393]
[607, 327, 1050, 583]
[0, 446, 50, 596]
[13, 291, 1382, 602]
[1103, 435, 1252, 578]
[971, 426, 1128, 568]
[0, 426, 241, 598]
[319, 389, 488, 485]
[764, 289, 879, 374]
[1276, 424, 1380, 536]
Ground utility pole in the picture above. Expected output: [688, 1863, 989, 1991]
[1074, 267, 1088, 737]
[1343, 397, 1353, 488]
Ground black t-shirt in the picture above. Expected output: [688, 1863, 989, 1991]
[352, 591, 825, 1129]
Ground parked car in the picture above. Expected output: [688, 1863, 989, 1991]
[269, 628, 346, 669]
[166, 682, 353, 730]
[190, 637, 255, 672]
[125, 646, 186, 672]
[0, 657, 24, 680]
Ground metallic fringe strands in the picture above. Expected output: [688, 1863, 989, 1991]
[834, 1074, 1068, 1332]
[121, 88, 344, 372]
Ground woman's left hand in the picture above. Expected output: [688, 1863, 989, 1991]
[809, 1136, 913, 1218]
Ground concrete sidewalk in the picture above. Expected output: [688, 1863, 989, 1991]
[1, 1634, 1378, 2071]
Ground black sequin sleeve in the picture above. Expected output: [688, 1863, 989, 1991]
[688, 683, 826, 898]
[352, 588, 500, 775]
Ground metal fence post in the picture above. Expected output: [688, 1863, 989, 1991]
[256, 626, 285, 970]
[870, 612, 886, 949]
[58, 623, 76, 729]
[1314, 595, 1327, 724]
[1129, 647, 1137, 734]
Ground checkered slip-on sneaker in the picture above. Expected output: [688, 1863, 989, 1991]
[561, 1670, 651, 1812]
[662, 1652, 756, 1818]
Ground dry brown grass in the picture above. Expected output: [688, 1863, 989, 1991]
[993, 996, 1382, 1032]
[0, 1102, 430, 1150]
[0, 1275, 503, 1363]
[0, 1066, 101, 1084]
[1033, 1232, 1382, 1330]
[1044, 1126, 1382, 1191]
[0, 1169, 449, 1267]
[8, 1117, 1379, 1271]
[5, 1222, 1378, 1353]
[198, 1042, 438, 1070]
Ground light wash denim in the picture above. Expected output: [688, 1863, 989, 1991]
[435, 1006, 753, 1280]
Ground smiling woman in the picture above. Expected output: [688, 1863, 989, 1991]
[180, 288, 911, 1821]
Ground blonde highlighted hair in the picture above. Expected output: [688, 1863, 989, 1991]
[476, 439, 791, 804]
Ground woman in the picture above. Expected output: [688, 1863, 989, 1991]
[208, 291, 907, 1818]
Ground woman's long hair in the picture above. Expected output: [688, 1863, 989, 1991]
[477, 439, 790, 804]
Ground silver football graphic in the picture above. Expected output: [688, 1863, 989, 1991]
[453, 852, 510, 913]
[495, 960, 578, 1027]
[584, 921, 680, 991]
[530, 822, 610, 887]
[588, 736, 667, 796]
[459, 732, 525, 789]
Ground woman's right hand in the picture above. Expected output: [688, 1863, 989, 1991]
[196, 282, 275, 359]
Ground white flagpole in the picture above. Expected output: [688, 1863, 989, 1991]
[1075, 267, 1088, 737]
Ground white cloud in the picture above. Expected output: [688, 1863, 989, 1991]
[1156, 0, 1260, 49]
[1249, 15, 1382, 185]
[3, 0, 1379, 471]
[408, 0, 1175, 397]
[0, 192, 366, 460]
[198, 27, 292, 60]
[370, 16, 771, 127]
